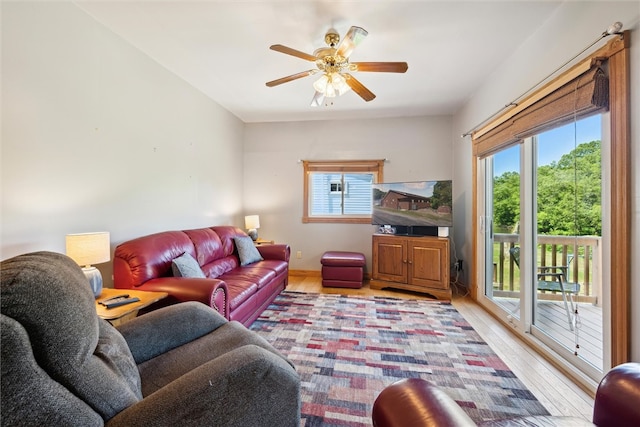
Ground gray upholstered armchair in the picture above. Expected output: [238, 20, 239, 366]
[1, 251, 300, 426]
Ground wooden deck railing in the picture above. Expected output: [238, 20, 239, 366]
[492, 234, 601, 304]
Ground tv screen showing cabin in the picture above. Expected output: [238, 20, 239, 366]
[372, 180, 453, 227]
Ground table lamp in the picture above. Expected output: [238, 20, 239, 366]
[244, 215, 260, 241]
[65, 232, 110, 298]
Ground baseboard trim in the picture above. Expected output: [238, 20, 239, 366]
[289, 269, 321, 277]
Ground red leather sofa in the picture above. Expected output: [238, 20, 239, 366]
[371, 362, 640, 427]
[113, 226, 290, 326]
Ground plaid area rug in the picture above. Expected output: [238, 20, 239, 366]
[250, 291, 549, 426]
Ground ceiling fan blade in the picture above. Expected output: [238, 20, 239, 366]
[336, 26, 368, 58]
[350, 62, 408, 73]
[266, 70, 317, 87]
[269, 44, 317, 62]
[344, 73, 376, 102]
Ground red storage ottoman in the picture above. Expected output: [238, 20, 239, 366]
[321, 251, 366, 289]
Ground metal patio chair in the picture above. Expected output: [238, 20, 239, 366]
[509, 246, 580, 330]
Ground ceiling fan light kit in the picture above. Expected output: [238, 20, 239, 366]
[266, 25, 408, 105]
[313, 73, 350, 97]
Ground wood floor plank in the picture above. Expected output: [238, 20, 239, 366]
[286, 276, 595, 420]
[453, 297, 594, 419]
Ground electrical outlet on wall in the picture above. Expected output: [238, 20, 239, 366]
[296, 251, 302, 259]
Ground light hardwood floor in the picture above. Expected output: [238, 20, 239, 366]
[287, 273, 595, 421]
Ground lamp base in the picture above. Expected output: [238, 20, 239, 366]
[247, 229, 258, 241]
[82, 266, 103, 298]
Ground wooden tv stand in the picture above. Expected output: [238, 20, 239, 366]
[370, 234, 451, 299]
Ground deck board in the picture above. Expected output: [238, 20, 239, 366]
[494, 297, 603, 369]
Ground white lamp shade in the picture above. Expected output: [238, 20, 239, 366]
[65, 232, 111, 267]
[244, 215, 260, 230]
[313, 74, 330, 95]
[313, 73, 351, 98]
[330, 73, 350, 96]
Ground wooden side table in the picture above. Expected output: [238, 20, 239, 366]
[96, 288, 168, 326]
[254, 238, 274, 246]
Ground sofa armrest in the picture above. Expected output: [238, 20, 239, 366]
[117, 302, 227, 364]
[105, 344, 301, 427]
[133, 277, 228, 319]
[593, 362, 640, 426]
[257, 244, 290, 262]
[372, 378, 476, 427]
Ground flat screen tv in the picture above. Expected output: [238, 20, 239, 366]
[372, 180, 453, 230]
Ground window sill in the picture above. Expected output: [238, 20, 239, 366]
[303, 217, 372, 224]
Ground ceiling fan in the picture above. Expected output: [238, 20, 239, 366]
[266, 26, 408, 106]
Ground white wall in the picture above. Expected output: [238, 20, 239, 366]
[1, 3, 245, 284]
[452, 2, 640, 359]
[244, 116, 453, 273]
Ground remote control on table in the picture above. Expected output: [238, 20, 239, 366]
[99, 294, 129, 305]
[102, 297, 140, 309]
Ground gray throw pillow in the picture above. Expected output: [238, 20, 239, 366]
[234, 236, 264, 266]
[172, 253, 205, 278]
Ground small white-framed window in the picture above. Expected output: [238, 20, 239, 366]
[303, 160, 384, 224]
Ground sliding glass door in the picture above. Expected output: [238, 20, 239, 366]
[531, 116, 603, 376]
[484, 145, 521, 319]
[474, 34, 630, 382]
[480, 115, 604, 379]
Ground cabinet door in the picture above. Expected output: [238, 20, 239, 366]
[373, 236, 407, 283]
[408, 238, 449, 289]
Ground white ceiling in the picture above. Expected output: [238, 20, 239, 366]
[76, 1, 562, 123]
